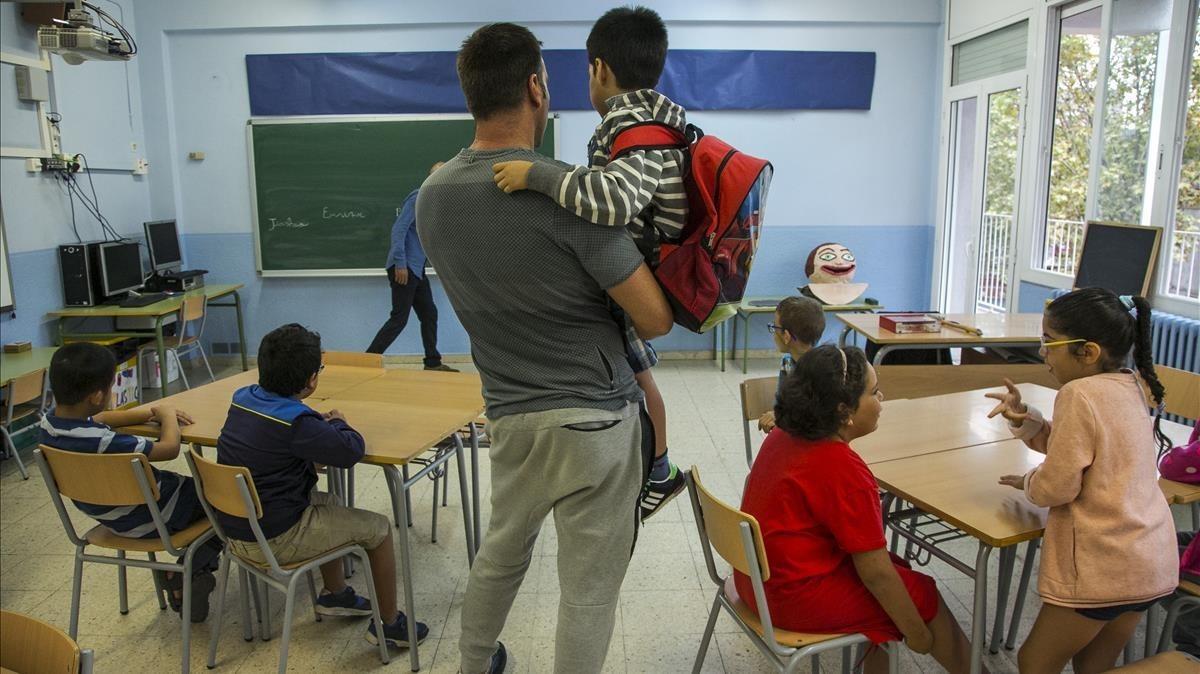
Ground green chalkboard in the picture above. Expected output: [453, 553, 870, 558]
[248, 115, 558, 275]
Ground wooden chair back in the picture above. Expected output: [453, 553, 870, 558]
[689, 466, 770, 581]
[322, 351, 385, 368]
[38, 445, 157, 506]
[740, 376, 777, 421]
[180, 294, 207, 323]
[187, 449, 263, 519]
[7, 368, 47, 408]
[1156, 366, 1200, 421]
[0, 609, 81, 674]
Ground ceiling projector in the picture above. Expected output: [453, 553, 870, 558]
[35, 1, 134, 65]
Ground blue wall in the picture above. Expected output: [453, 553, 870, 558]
[1018, 280, 1064, 314]
[2, 0, 943, 358]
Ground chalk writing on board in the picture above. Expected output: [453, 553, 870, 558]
[268, 217, 310, 232]
[322, 207, 366, 219]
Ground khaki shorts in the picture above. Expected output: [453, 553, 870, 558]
[229, 491, 390, 567]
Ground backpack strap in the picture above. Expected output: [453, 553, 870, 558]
[609, 122, 687, 160]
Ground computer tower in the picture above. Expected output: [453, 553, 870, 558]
[58, 243, 96, 306]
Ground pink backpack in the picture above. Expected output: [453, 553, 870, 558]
[1182, 533, 1200, 583]
[1160, 424, 1200, 484]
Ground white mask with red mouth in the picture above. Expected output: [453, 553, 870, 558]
[807, 243, 857, 284]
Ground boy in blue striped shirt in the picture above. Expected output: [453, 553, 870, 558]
[39, 342, 220, 621]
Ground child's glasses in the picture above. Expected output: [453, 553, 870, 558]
[767, 324, 785, 335]
[1039, 337, 1086, 349]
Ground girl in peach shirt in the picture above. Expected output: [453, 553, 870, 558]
[988, 288, 1176, 674]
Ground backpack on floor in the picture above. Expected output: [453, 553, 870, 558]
[611, 123, 773, 333]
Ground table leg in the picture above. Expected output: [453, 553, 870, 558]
[233, 290, 248, 371]
[989, 547, 1016, 654]
[971, 543, 994, 674]
[469, 423, 482, 550]
[729, 318, 738, 368]
[742, 312, 751, 375]
[719, 322, 726, 372]
[155, 316, 171, 397]
[872, 345, 893, 367]
[387, 465, 421, 672]
[453, 434, 476, 567]
[1006, 539, 1039, 650]
[838, 325, 852, 348]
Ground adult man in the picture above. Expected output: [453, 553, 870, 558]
[417, 22, 673, 674]
[365, 161, 457, 371]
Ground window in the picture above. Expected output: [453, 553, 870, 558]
[1039, 6, 1102, 274]
[1168, 6, 1200, 299]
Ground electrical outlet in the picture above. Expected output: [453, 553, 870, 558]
[25, 158, 42, 172]
[133, 158, 149, 175]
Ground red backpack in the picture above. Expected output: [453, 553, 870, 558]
[611, 123, 773, 333]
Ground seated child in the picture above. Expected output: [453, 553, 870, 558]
[758, 295, 825, 433]
[215, 324, 427, 649]
[989, 288, 1177, 674]
[491, 6, 688, 521]
[737, 345, 979, 673]
[39, 341, 220, 621]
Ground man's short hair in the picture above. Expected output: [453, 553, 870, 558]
[586, 6, 668, 90]
[49, 342, 116, 405]
[777, 296, 826, 347]
[457, 23, 544, 120]
[257, 323, 322, 398]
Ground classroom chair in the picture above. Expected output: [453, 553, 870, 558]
[686, 467, 896, 673]
[0, 609, 94, 674]
[1153, 365, 1200, 422]
[1156, 580, 1200, 655]
[137, 294, 215, 400]
[34, 445, 217, 674]
[739, 376, 777, 468]
[1, 367, 50, 480]
[184, 450, 390, 674]
[322, 351, 385, 368]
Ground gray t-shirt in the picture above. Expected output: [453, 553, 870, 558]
[417, 147, 646, 419]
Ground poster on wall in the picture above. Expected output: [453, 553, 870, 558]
[1, 202, 14, 313]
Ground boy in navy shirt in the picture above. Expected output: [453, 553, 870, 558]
[216, 323, 427, 649]
[39, 342, 220, 621]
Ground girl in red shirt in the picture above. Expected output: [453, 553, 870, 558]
[735, 345, 981, 673]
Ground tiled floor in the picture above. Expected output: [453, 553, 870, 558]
[0, 357, 1190, 673]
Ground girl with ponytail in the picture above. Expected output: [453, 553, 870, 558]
[986, 287, 1177, 673]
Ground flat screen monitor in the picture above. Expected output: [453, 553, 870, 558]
[1073, 221, 1162, 297]
[98, 241, 144, 297]
[144, 219, 182, 271]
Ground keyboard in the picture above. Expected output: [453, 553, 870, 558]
[118, 292, 169, 307]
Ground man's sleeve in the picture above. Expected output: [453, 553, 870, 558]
[557, 213, 646, 290]
[389, 193, 417, 269]
[289, 415, 366, 469]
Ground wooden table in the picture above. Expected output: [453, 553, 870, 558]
[837, 312, 1043, 366]
[0, 347, 58, 386]
[46, 284, 248, 396]
[713, 296, 880, 372]
[119, 364, 484, 672]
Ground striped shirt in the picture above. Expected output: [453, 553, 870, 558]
[526, 89, 689, 258]
[39, 414, 194, 538]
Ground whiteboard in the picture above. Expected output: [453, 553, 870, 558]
[0, 202, 13, 312]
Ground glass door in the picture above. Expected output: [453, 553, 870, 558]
[975, 86, 1024, 313]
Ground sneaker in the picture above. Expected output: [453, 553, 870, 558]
[365, 612, 429, 648]
[487, 642, 510, 673]
[316, 586, 374, 617]
[639, 463, 686, 522]
[424, 363, 460, 372]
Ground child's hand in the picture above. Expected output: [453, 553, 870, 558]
[493, 161, 533, 193]
[985, 378, 1028, 424]
[151, 405, 176, 424]
[905, 625, 934, 654]
[174, 409, 195, 426]
[324, 409, 346, 423]
[758, 411, 776, 433]
[999, 474, 1025, 490]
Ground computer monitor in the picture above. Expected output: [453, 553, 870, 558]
[144, 219, 182, 272]
[97, 241, 144, 298]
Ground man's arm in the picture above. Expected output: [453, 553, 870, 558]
[606, 264, 672, 339]
[389, 193, 417, 271]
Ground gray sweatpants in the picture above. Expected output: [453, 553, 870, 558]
[460, 402, 646, 674]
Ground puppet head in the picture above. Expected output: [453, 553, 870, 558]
[806, 243, 857, 284]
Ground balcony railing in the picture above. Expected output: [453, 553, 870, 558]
[1040, 217, 1086, 276]
[1167, 229, 1200, 300]
[977, 213, 1012, 313]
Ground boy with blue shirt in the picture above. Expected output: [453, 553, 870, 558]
[216, 323, 427, 650]
[758, 296, 825, 433]
[39, 341, 221, 622]
[365, 161, 457, 372]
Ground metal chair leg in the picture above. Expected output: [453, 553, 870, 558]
[402, 465, 413, 527]
[306, 570, 322, 623]
[239, 568, 254, 642]
[989, 546, 1016, 653]
[208, 554, 232, 668]
[431, 470, 440, 544]
[69, 551, 84, 638]
[1, 427, 29, 480]
[172, 350, 191, 391]
[1006, 539, 1039, 650]
[198, 346, 216, 383]
[116, 550, 129, 615]
[692, 591, 721, 674]
[277, 575, 301, 674]
[148, 552, 167, 610]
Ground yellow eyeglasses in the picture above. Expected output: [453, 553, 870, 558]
[1039, 337, 1086, 349]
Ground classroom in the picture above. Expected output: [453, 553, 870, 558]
[0, 1, 1198, 672]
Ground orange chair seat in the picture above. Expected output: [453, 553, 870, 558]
[84, 519, 211, 552]
[1181, 579, 1200, 597]
[723, 576, 854, 649]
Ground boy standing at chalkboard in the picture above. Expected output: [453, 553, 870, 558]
[491, 6, 687, 522]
